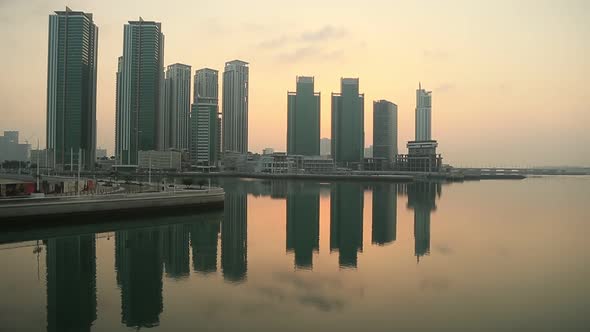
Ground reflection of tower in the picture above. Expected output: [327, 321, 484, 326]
[372, 184, 397, 245]
[115, 227, 164, 328]
[222, 193, 248, 281]
[407, 182, 440, 260]
[286, 182, 320, 269]
[162, 224, 190, 278]
[46, 235, 96, 332]
[330, 182, 364, 268]
[191, 218, 221, 273]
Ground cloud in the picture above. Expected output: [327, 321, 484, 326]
[301, 25, 348, 42]
[423, 49, 449, 60]
[276, 46, 345, 63]
[277, 46, 320, 62]
[435, 82, 455, 93]
[258, 35, 290, 49]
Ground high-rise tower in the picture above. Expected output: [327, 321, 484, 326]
[46, 7, 98, 170]
[287, 76, 321, 156]
[116, 18, 164, 165]
[415, 83, 432, 141]
[191, 68, 220, 165]
[222, 60, 249, 154]
[331, 78, 364, 164]
[164, 63, 191, 151]
[373, 100, 398, 162]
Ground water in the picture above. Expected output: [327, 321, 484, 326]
[0, 176, 589, 331]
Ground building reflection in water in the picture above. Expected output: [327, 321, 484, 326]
[46, 235, 97, 332]
[221, 192, 248, 282]
[372, 183, 397, 246]
[330, 182, 364, 268]
[407, 182, 441, 260]
[286, 181, 320, 269]
[162, 224, 190, 278]
[191, 218, 221, 274]
[115, 227, 164, 328]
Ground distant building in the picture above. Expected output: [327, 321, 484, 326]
[331, 78, 364, 165]
[287, 76, 320, 156]
[320, 138, 331, 156]
[222, 60, 249, 154]
[262, 148, 274, 155]
[364, 145, 373, 158]
[47, 8, 98, 170]
[165, 63, 191, 151]
[415, 83, 432, 141]
[96, 148, 107, 159]
[0, 131, 30, 162]
[116, 19, 165, 165]
[373, 100, 398, 162]
[138, 150, 181, 171]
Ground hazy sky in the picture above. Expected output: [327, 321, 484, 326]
[0, 0, 588, 167]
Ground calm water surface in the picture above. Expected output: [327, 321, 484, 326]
[0, 176, 589, 331]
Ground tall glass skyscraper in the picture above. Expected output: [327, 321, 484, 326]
[116, 18, 164, 165]
[222, 60, 249, 154]
[191, 68, 220, 166]
[164, 63, 191, 151]
[46, 7, 98, 170]
[331, 78, 364, 164]
[415, 83, 432, 141]
[373, 100, 398, 162]
[287, 76, 321, 156]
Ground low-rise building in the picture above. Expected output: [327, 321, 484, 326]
[138, 150, 182, 171]
[394, 140, 442, 172]
[0, 131, 30, 162]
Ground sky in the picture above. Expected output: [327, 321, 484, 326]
[0, 0, 588, 167]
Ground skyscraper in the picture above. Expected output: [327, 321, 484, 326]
[373, 100, 398, 162]
[191, 68, 220, 166]
[164, 63, 191, 151]
[46, 7, 98, 170]
[415, 83, 432, 141]
[116, 18, 164, 165]
[222, 60, 249, 154]
[287, 76, 321, 156]
[331, 78, 364, 164]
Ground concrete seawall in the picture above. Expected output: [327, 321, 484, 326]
[0, 189, 224, 224]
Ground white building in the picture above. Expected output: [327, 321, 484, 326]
[320, 137, 331, 156]
[138, 150, 182, 171]
[222, 60, 249, 154]
[415, 83, 432, 141]
[262, 148, 275, 155]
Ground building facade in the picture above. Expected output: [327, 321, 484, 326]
[331, 78, 364, 165]
[415, 83, 432, 141]
[191, 68, 220, 166]
[222, 60, 249, 154]
[373, 100, 398, 162]
[47, 7, 98, 170]
[137, 150, 181, 171]
[116, 19, 164, 165]
[164, 63, 191, 151]
[287, 76, 321, 156]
